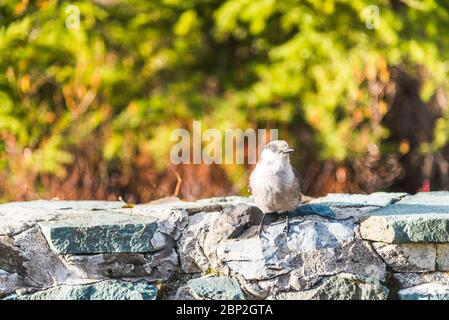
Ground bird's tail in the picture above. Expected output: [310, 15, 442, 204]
[301, 194, 315, 203]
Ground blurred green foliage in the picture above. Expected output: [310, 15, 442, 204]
[1, 0, 449, 201]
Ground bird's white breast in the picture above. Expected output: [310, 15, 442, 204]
[249, 160, 298, 213]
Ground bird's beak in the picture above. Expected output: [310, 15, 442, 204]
[282, 148, 294, 154]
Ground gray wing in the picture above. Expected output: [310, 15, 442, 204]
[293, 167, 303, 200]
[294, 167, 316, 203]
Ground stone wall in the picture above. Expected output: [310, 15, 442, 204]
[1, 192, 449, 300]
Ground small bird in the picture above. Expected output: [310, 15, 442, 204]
[249, 140, 303, 233]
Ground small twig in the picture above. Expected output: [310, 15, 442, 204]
[119, 196, 134, 208]
[173, 170, 182, 197]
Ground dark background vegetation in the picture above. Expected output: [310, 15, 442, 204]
[1, 0, 449, 203]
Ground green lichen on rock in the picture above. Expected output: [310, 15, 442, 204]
[398, 283, 449, 300]
[311, 192, 407, 207]
[275, 273, 389, 300]
[361, 192, 449, 243]
[39, 212, 159, 254]
[4, 280, 157, 300]
[187, 276, 245, 300]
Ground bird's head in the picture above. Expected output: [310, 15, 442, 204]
[259, 140, 294, 166]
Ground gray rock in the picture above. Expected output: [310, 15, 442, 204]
[198, 204, 265, 274]
[175, 285, 196, 300]
[311, 192, 407, 207]
[398, 192, 449, 206]
[212, 215, 386, 298]
[372, 243, 436, 272]
[217, 236, 269, 280]
[136, 207, 188, 242]
[398, 283, 449, 300]
[39, 213, 159, 254]
[290, 204, 335, 219]
[1, 200, 123, 211]
[9, 215, 182, 290]
[183, 276, 245, 300]
[13, 226, 73, 288]
[0, 200, 123, 236]
[217, 219, 384, 279]
[0, 199, 188, 240]
[195, 196, 253, 204]
[436, 244, 449, 271]
[360, 205, 449, 243]
[178, 211, 221, 273]
[4, 280, 157, 300]
[217, 204, 264, 239]
[177, 201, 388, 299]
[0, 269, 24, 298]
[0, 236, 27, 275]
[62, 248, 178, 280]
[328, 206, 384, 221]
[361, 192, 449, 244]
[140, 196, 252, 215]
[392, 272, 449, 289]
[274, 273, 389, 300]
[6, 195, 449, 301]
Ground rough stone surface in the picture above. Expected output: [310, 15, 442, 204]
[180, 204, 386, 298]
[273, 273, 389, 300]
[436, 244, 449, 271]
[311, 192, 406, 207]
[0, 236, 26, 275]
[13, 225, 73, 288]
[178, 211, 221, 273]
[372, 243, 436, 272]
[398, 191, 449, 206]
[141, 196, 252, 215]
[0, 201, 188, 295]
[39, 213, 159, 254]
[12, 229, 180, 291]
[4, 280, 157, 300]
[62, 248, 178, 280]
[392, 272, 449, 289]
[361, 192, 449, 243]
[0, 269, 24, 298]
[219, 219, 384, 281]
[398, 283, 449, 300]
[0, 200, 123, 236]
[3, 194, 449, 300]
[290, 204, 336, 219]
[180, 276, 245, 300]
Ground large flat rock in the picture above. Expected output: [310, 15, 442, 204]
[311, 192, 406, 207]
[0, 269, 24, 298]
[140, 196, 252, 214]
[0, 200, 123, 236]
[274, 273, 389, 300]
[62, 249, 179, 280]
[4, 280, 157, 300]
[397, 191, 449, 205]
[177, 203, 386, 299]
[361, 192, 449, 243]
[372, 243, 436, 272]
[392, 272, 449, 289]
[39, 212, 159, 254]
[182, 276, 245, 300]
[6, 195, 449, 300]
[398, 283, 449, 300]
